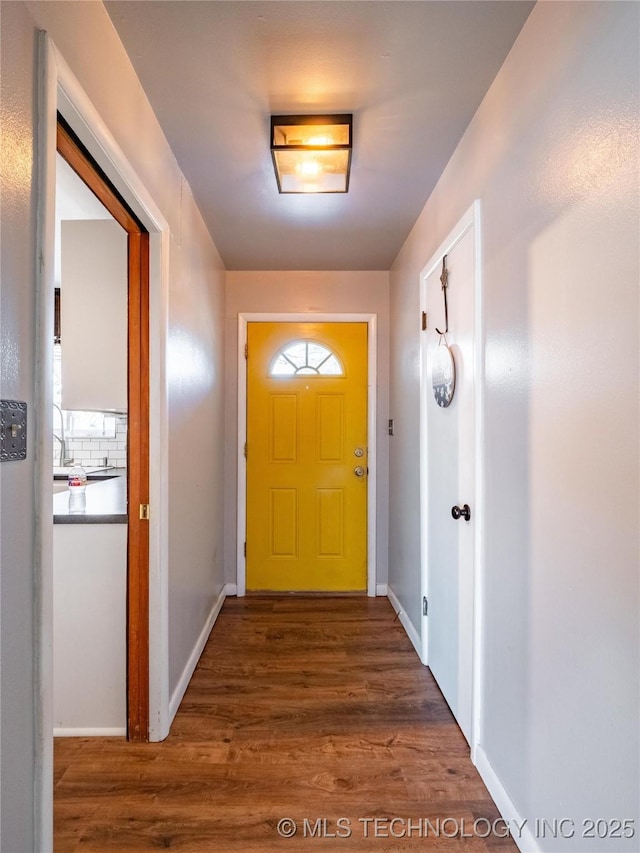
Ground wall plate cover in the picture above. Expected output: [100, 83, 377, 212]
[0, 400, 27, 461]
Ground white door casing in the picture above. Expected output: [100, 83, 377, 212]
[419, 201, 483, 751]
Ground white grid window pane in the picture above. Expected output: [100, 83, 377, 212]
[320, 355, 342, 375]
[283, 342, 307, 368]
[271, 355, 296, 376]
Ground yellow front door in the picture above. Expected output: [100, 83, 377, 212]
[246, 322, 368, 591]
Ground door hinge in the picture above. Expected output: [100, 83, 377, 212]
[423, 596, 428, 616]
[139, 503, 150, 520]
[244, 442, 247, 459]
[244, 343, 248, 359]
[243, 541, 247, 557]
[421, 311, 428, 331]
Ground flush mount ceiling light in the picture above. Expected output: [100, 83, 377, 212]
[270, 114, 352, 194]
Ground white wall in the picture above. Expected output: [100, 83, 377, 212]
[389, 2, 639, 849]
[1, 1, 227, 846]
[165, 193, 225, 694]
[225, 271, 390, 589]
[0, 3, 39, 850]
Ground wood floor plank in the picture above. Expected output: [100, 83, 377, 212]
[55, 596, 516, 851]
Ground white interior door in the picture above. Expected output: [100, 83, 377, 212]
[420, 210, 477, 744]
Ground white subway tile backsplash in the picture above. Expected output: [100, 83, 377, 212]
[52, 417, 128, 469]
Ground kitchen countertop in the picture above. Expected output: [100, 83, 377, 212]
[53, 465, 124, 479]
[53, 468, 127, 524]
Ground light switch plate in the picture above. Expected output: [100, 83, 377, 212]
[0, 400, 27, 461]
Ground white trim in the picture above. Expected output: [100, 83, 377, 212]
[53, 48, 168, 233]
[375, 583, 388, 596]
[168, 584, 232, 724]
[237, 315, 248, 597]
[36, 38, 172, 830]
[34, 33, 58, 853]
[470, 199, 485, 764]
[474, 746, 540, 853]
[147, 227, 171, 744]
[53, 727, 127, 738]
[418, 201, 482, 749]
[236, 313, 378, 597]
[387, 586, 424, 662]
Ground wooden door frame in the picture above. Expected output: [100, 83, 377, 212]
[56, 121, 150, 742]
[418, 200, 484, 760]
[236, 313, 378, 597]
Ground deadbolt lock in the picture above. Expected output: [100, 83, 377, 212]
[354, 447, 364, 458]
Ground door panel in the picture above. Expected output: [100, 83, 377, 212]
[247, 322, 367, 591]
[423, 224, 475, 743]
[317, 489, 344, 557]
[270, 489, 297, 556]
[271, 396, 297, 461]
[317, 395, 344, 461]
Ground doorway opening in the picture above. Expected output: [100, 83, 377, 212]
[55, 117, 150, 742]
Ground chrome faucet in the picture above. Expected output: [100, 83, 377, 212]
[53, 404, 73, 466]
[53, 432, 66, 467]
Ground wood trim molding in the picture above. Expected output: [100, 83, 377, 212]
[57, 122, 141, 235]
[127, 231, 150, 741]
[56, 120, 150, 742]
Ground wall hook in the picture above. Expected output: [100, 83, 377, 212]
[435, 255, 449, 336]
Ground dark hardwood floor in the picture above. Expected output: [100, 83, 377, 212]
[54, 596, 516, 851]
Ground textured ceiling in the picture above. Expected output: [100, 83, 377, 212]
[105, 1, 533, 270]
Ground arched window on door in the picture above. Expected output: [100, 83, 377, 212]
[269, 340, 344, 376]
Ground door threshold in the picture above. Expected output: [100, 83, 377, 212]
[245, 590, 368, 597]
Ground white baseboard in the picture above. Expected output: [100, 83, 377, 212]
[168, 583, 231, 724]
[376, 583, 388, 596]
[54, 727, 126, 737]
[225, 583, 238, 596]
[474, 745, 540, 853]
[387, 585, 424, 662]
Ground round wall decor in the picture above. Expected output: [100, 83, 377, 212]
[431, 343, 456, 408]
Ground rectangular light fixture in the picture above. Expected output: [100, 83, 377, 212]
[270, 114, 352, 194]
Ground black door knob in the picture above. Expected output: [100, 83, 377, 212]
[451, 504, 471, 521]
